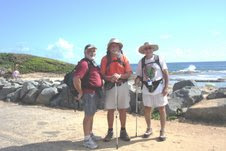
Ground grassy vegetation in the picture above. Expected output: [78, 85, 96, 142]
[0, 53, 75, 74]
[151, 108, 178, 121]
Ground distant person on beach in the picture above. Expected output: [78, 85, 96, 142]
[73, 44, 103, 149]
[134, 42, 169, 141]
[12, 70, 20, 80]
[101, 38, 132, 142]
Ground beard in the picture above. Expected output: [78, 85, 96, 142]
[111, 50, 121, 57]
[86, 54, 95, 60]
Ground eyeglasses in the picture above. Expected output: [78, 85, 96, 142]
[144, 47, 153, 50]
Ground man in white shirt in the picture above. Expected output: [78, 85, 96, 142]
[135, 42, 169, 141]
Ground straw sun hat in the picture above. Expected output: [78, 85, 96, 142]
[138, 42, 159, 54]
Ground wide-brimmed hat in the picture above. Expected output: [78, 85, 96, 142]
[84, 44, 97, 53]
[107, 38, 123, 51]
[138, 42, 159, 54]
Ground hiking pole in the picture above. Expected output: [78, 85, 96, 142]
[115, 83, 119, 149]
[135, 85, 138, 137]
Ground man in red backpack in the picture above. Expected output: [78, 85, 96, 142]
[73, 44, 103, 149]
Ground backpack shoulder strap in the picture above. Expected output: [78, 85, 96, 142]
[106, 55, 126, 74]
[154, 55, 163, 73]
[141, 56, 146, 70]
[141, 56, 146, 89]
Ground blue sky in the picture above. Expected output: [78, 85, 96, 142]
[0, 0, 226, 64]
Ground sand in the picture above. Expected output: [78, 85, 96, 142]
[0, 101, 226, 151]
[19, 72, 65, 81]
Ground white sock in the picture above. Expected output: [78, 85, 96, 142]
[84, 135, 90, 141]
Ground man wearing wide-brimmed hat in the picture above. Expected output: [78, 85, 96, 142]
[101, 38, 132, 142]
[73, 44, 103, 149]
[135, 42, 169, 141]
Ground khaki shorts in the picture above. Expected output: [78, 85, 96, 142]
[105, 82, 130, 109]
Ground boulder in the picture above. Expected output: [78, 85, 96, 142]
[22, 88, 40, 104]
[6, 88, 22, 102]
[129, 90, 144, 115]
[173, 80, 196, 92]
[185, 98, 226, 123]
[50, 85, 78, 109]
[166, 86, 203, 115]
[37, 80, 52, 90]
[36, 87, 58, 105]
[207, 88, 226, 99]
[0, 85, 19, 100]
[0, 78, 11, 88]
[20, 82, 37, 99]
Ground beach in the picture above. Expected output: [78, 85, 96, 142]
[0, 73, 226, 151]
[0, 101, 226, 151]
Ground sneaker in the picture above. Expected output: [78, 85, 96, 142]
[142, 128, 153, 138]
[91, 133, 102, 141]
[103, 130, 113, 142]
[159, 130, 166, 141]
[83, 137, 98, 149]
[120, 129, 130, 141]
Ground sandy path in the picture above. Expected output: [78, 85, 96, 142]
[0, 101, 226, 151]
[19, 72, 65, 81]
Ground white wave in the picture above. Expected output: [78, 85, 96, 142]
[178, 64, 197, 73]
[205, 70, 226, 74]
[170, 74, 225, 81]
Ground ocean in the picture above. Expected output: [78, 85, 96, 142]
[131, 61, 226, 88]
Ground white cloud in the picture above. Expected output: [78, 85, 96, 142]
[160, 34, 172, 40]
[46, 38, 77, 61]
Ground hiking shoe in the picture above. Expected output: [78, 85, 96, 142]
[83, 137, 98, 149]
[142, 128, 153, 138]
[159, 130, 166, 141]
[120, 130, 130, 141]
[103, 130, 113, 142]
[91, 133, 102, 141]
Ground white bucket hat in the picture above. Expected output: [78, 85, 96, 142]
[107, 38, 123, 51]
[138, 42, 159, 54]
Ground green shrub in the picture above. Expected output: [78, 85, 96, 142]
[0, 53, 74, 74]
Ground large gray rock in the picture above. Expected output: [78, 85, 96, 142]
[166, 86, 203, 115]
[0, 85, 19, 100]
[173, 80, 196, 92]
[37, 80, 52, 90]
[20, 82, 37, 99]
[6, 88, 22, 102]
[36, 87, 58, 105]
[129, 90, 144, 115]
[207, 88, 226, 99]
[22, 88, 40, 104]
[50, 85, 78, 109]
[185, 98, 226, 123]
[0, 78, 11, 88]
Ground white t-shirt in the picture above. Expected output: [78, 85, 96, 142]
[136, 55, 168, 95]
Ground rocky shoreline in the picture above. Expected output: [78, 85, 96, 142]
[1, 75, 226, 123]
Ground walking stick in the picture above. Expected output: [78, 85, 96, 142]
[115, 83, 119, 149]
[135, 85, 138, 137]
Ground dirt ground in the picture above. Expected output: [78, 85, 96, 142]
[0, 101, 226, 151]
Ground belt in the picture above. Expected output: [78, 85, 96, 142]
[116, 79, 127, 86]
